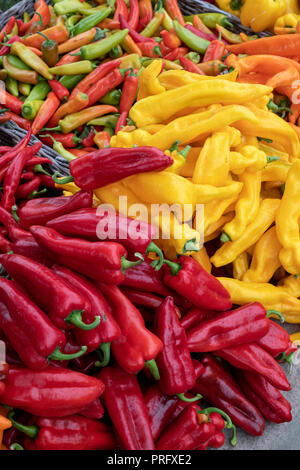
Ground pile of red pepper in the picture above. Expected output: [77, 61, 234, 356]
[0, 134, 295, 451]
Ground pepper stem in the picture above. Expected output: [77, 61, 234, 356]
[10, 443, 24, 450]
[11, 205, 19, 223]
[163, 259, 182, 276]
[33, 164, 51, 176]
[52, 172, 74, 185]
[8, 411, 39, 439]
[220, 232, 231, 243]
[177, 393, 202, 403]
[65, 310, 101, 331]
[146, 242, 164, 271]
[197, 407, 237, 447]
[183, 238, 200, 253]
[42, 126, 62, 132]
[267, 156, 280, 163]
[266, 310, 285, 323]
[95, 342, 111, 368]
[178, 145, 191, 159]
[121, 253, 144, 274]
[28, 189, 47, 200]
[279, 351, 294, 373]
[145, 359, 160, 380]
[48, 345, 87, 361]
[37, 31, 54, 47]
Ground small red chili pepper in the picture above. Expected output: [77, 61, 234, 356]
[256, 318, 295, 358]
[38, 174, 56, 189]
[186, 24, 218, 42]
[0, 233, 11, 254]
[15, 176, 42, 200]
[30, 225, 142, 284]
[20, 171, 35, 182]
[137, 42, 163, 58]
[99, 365, 155, 450]
[0, 110, 31, 130]
[161, 256, 232, 312]
[0, 35, 20, 56]
[115, 69, 139, 134]
[70, 60, 121, 99]
[203, 39, 226, 62]
[163, 47, 189, 61]
[0, 90, 23, 115]
[0, 131, 32, 172]
[119, 13, 156, 44]
[86, 68, 124, 107]
[164, 0, 185, 26]
[19, 190, 93, 229]
[0, 253, 98, 331]
[214, 343, 291, 391]
[192, 355, 266, 436]
[120, 287, 163, 311]
[0, 206, 32, 242]
[81, 128, 96, 148]
[25, 156, 53, 168]
[40, 132, 81, 149]
[19, 0, 50, 35]
[236, 370, 292, 424]
[48, 79, 70, 102]
[32, 91, 60, 135]
[128, 0, 139, 30]
[139, 0, 153, 30]
[160, 29, 181, 49]
[0, 366, 105, 417]
[97, 283, 163, 375]
[179, 56, 204, 74]
[0, 16, 16, 44]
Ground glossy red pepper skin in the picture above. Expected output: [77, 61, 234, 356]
[52, 265, 121, 351]
[119, 13, 156, 44]
[214, 343, 291, 391]
[81, 129, 96, 148]
[138, 0, 153, 29]
[179, 56, 204, 74]
[180, 307, 218, 331]
[0, 366, 105, 417]
[164, 47, 189, 61]
[0, 254, 92, 330]
[203, 40, 225, 62]
[97, 283, 163, 374]
[24, 415, 116, 451]
[0, 279, 66, 363]
[30, 225, 129, 284]
[163, 256, 232, 311]
[121, 287, 163, 310]
[19, 190, 93, 229]
[156, 404, 216, 450]
[154, 296, 196, 396]
[86, 68, 124, 106]
[115, 70, 139, 134]
[79, 398, 104, 420]
[256, 319, 294, 357]
[0, 233, 11, 254]
[48, 80, 70, 102]
[46, 208, 158, 256]
[193, 356, 266, 436]
[15, 176, 42, 200]
[70, 61, 121, 99]
[187, 303, 270, 353]
[12, 237, 53, 266]
[128, 0, 139, 30]
[69, 147, 173, 190]
[40, 133, 79, 149]
[0, 362, 9, 396]
[235, 370, 292, 424]
[99, 365, 155, 450]
[0, 131, 32, 171]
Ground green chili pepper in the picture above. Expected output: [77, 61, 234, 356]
[161, 8, 174, 31]
[100, 89, 121, 106]
[49, 61, 95, 76]
[103, 126, 114, 137]
[173, 20, 210, 54]
[217, 25, 242, 44]
[24, 81, 51, 104]
[88, 113, 120, 128]
[141, 12, 164, 37]
[184, 52, 201, 64]
[7, 54, 31, 71]
[109, 45, 123, 58]
[78, 29, 129, 60]
[23, 12, 31, 23]
[19, 82, 31, 96]
[59, 74, 86, 90]
[70, 8, 112, 37]
[6, 76, 19, 97]
[22, 100, 44, 120]
[37, 32, 59, 67]
[185, 13, 233, 29]
[54, 0, 92, 16]
[65, 15, 82, 30]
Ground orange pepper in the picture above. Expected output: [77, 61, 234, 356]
[22, 24, 69, 49]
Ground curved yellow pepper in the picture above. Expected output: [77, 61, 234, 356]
[233, 252, 249, 280]
[217, 277, 300, 322]
[158, 69, 238, 90]
[211, 198, 280, 267]
[240, 0, 286, 32]
[192, 247, 212, 274]
[137, 60, 165, 101]
[204, 197, 237, 233]
[216, 0, 243, 17]
[130, 81, 271, 128]
[281, 274, 300, 297]
[262, 160, 291, 182]
[276, 159, 300, 275]
[242, 226, 282, 283]
[205, 213, 234, 242]
[111, 128, 152, 148]
[229, 146, 267, 175]
[275, 12, 300, 28]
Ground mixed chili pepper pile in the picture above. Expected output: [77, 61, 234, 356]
[0, 0, 299, 452]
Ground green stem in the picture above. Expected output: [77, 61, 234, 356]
[121, 253, 144, 274]
[267, 156, 280, 163]
[266, 310, 285, 323]
[220, 231, 231, 243]
[95, 342, 111, 368]
[10, 443, 24, 450]
[163, 259, 182, 276]
[65, 310, 101, 330]
[33, 164, 51, 176]
[8, 411, 39, 439]
[52, 172, 74, 185]
[28, 189, 47, 200]
[146, 242, 164, 271]
[11, 205, 19, 223]
[197, 407, 237, 447]
[178, 145, 191, 159]
[177, 393, 202, 403]
[145, 359, 160, 380]
[183, 238, 200, 253]
[48, 345, 87, 361]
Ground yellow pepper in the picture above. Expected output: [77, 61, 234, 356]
[155, 212, 202, 255]
[229, 146, 267, 175]
[280, 274, 300, 297]
[147, 105, 258, 151]
[274, 12, 300, 28]
[205, 213, 234, 242]
[223, 169, 262, 241]
[216, 0, 243, 17]
[158, 69, 238, 90]
[233, 252, 249, 280]
[165, 148, 189, 174]
[242, 226, 282, 283]
[178, 147, 202, 178]
[137, 60, 165, 101]
[204, 197, 238, 233]
[211, 198, 280, 267]
[192, 127, 241, 186]
[233, 105, 300, 159]
[240, 0, 286, 32]
[276, 159, 300, 275]
[55, 181, 80, 194]
[130, 81, 271, 128]
[290, 332, 300, 345]
[261, 160, 291, 182]
[258, 143, 290, 162]
[194, 181, 244, 204]
[110, 128, 152, 148]
[286, 0, 300, 13]
[217, 277, 300, 322]
[192, 247, 212, 274]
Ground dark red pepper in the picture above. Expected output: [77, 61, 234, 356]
[15, 176, 42, 200]
[179, 56, 204, 74]
[48, 79, 70, 102]
[115, 69, 139, 134]
[99, 365, 155, 450]
[0, 232, 11, 254]
[180, 307, 218, 331]
[40, 133, 81, 149]
[81, 128, 96, 148]
[78, 398, 104, 420]
[120, 287, 163, 311]
[119, 13, 156, 44]
[12, 237, 53, 266]
[256, 319, 295, 358]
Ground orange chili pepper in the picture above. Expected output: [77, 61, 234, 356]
[20, 0, 50, 35]
[58, 29, 97, 55]
[164, 0, 185, 26]
[47, 92, 90, 128]
[31, 91, 60, 135]
[28, 46, 43, 57]
[0, 17, 16, 44]
[22, 24, 69, 49]
[160, 29, 181, 49]
[121, 34, 142, 55]
[94, 130, 111, 149]
[227, 34, 300, 57]
[55, 48, 81, 66]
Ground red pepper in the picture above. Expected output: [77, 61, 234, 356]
[94, 131, 110, 149]
[81, 128, 96, 148]
[20, 171, 35, 182]
[164, 0, 185, 26]
[15, 176, 42, 200]
[0, 90, 23, 115]
[25, 156, 53, 168]
[0, 35, 20, 56]
[0, 206, 32, 242]
[115, 70, 139, 134]
[19, 0, 50, 35]
[187, 303, 270, 353]
[120, 287, 163, 310]
[40, 132, 81, 148]
[0, 109, 31, 130]
[236, 370, 292, 424]
[86, 68, 124, 106]
[137, 42, 163, 58]
[1, 143, 42, 212]
[46, 208, 158, 258]
[70, 60, 121, 99]
[0, 253, 97, 331]
[180, 307, 218, 331]
[162, 256, 232, 311]
[163, 47, 189, 61]
[0, 131, 32, 172]
[38, 174, 56, 189]
[0, 366, 105, 417]
[12, 237, 53, 266]
[156, 404, 219, 450]
[48, 80, 70, 102]
[79, 398, 104, 420]
[99, 365, 155, 450]
[19, 190, 93, 229]
[97, 283, 162, 374]
[0, 232, 11, 253]
[256, 319, 295, 358]
[0, 282, 74, 369]
[203, 40, 226, 62]
[179, 56, 204, 74]
[160, 29, 181, 49]
[214, 343, 291, 391]
[154, 296, 199, 401]
[192, 355, 266, 436]
[139, 0, 153, 29]
[52, 265, 121, 361]
[65, 146, 173, 190]
[119, 13, 156, 44]
[128, 0, 139, 30]
[30, 225, 141, 284]
[186, 24, 217, 42]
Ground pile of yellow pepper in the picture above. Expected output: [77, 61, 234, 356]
[216, 0, 300, 33]
[57, 61, 300, 339]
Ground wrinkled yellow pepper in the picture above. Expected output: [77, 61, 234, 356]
[229, 146, 267, 175]
[204, 197, 237, 233]
[280, 274, 300, 297]
[137, 60, 165, 101]
[240, 0, 286, 32]
[192, 248, 212, 274]
[233, 252, 249, 280]
[262, 160, 291, 182]
[216, 0, 243, 17]
[275, 12, 300, 28]
[158, 69, 238, 90]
